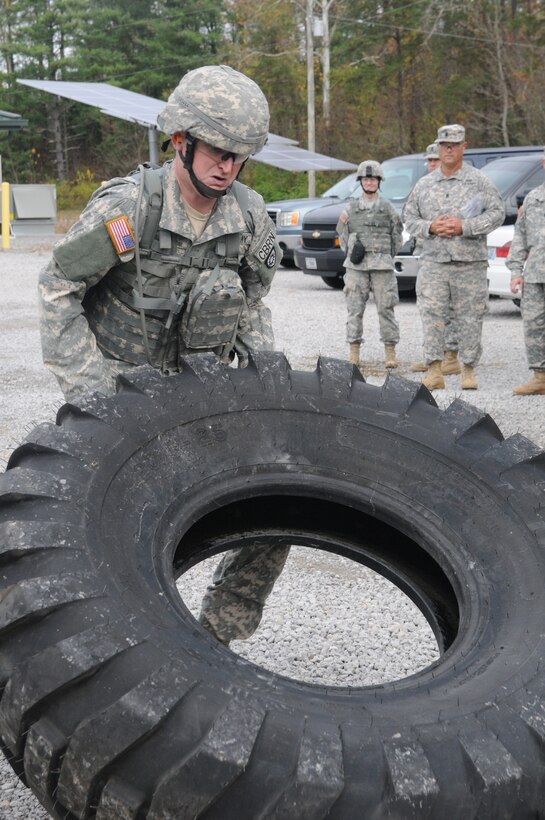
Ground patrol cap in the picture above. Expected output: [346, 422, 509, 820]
[356, 159, 384, 180]
[424, 143, 440, 159]
[436, 124, 466, 144]
[157, 65, 269, 158]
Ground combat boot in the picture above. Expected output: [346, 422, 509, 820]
[384, 344, 397, 369]
[410, 361, 427, 372]
[461, 365, 478, 390]
[441, 350, 462, 375]
[349, 342, 361, 366]
[422, 360, 445, 390]
[513, 370, 545, 395]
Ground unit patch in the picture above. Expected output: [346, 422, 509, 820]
[265, 249, 277, 268]
[257, 231, 276, 264]
[105, 216, 136, 255]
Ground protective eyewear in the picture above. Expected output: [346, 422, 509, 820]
[196, 140, 247, 165]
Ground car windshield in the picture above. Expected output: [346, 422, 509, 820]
[322, 173, 358, 199]
[480, 159, 538, 196]
[321, 156, 433, 203]
[328, 158, 428, 203]
[380, 158, 428, 201]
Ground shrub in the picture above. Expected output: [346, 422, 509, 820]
[56, 169, 98, 211]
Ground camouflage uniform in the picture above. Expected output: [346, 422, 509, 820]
[403, 160, 505, 366]
[39, 162, 277, 398]
[337, 194, 403, 345]
[38, 65, 289, 646]
[413, 144, 458, 355]
[507, 181, 545, 372]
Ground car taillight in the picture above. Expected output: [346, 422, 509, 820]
[496, 242, 511, 258]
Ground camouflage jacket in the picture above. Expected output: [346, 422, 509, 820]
[403, 162, 505, 262]
[39, 160, 280, 401]
[336, 194, 403, 272]
[506, 183, 545, 283]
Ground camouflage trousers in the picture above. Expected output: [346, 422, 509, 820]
[521, 282, 545, 370]
[198, 544, 291, 643]
[344, 268, 400, 344]
[417, 260, 488, 366]
[415, 269, 458, 352]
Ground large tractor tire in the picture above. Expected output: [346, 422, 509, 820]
[0, 352, 545, 819]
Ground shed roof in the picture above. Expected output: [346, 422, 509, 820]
[0, 110, 29, 131]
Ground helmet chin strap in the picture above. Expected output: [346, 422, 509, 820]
[179, 136, 224, 199]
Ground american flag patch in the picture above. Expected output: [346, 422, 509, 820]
[105, 216, 136, 254]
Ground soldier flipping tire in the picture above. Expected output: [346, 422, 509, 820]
[1, 352, 545, 818]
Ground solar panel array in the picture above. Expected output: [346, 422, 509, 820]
[17, 80, 355, 171]
[257, 143, 356, 171]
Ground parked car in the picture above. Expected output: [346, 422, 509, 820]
[294, 146, 545, 290]
[487, 224, 518, 304]
[397, 154, 545, 295]
[480, 154, 545, 223]
[266, 172, 358, 267]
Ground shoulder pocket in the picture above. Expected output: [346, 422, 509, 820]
[54, 222, 122, 280]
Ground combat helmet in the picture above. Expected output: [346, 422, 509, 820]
[356, 160, 385, 181]
[158, 65, 269, 198]
[158, 65, 269, 160]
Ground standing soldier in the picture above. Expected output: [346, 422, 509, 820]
[410, 142, 460, 375]
[507, 151, 545, 395]
[403, 124, 505, 390]
[337, 160, 403, 369]
[38, 64, 288, 647]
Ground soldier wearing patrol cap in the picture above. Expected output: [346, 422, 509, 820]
[38, 64, 288, 647]
[336, 159, 403, 369]
[424, 143, 440, 172]
[410, 141, 460, 375]
[403, 123, 505, 390]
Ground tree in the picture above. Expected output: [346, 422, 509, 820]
[223, 0, 306, 145]
[1, 0, 90, 180]
[3, 0, 545, 189]
[1, 0, 226, 181]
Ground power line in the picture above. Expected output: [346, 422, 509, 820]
[337, 14, 545, 51]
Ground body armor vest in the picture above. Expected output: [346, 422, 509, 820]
[347, 199, 393, 256]
[84, 166, 250, 371]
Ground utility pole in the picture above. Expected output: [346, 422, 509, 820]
[306, 0, 316, 197]
[321, 0, 331, 130]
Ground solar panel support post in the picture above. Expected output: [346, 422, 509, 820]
[148, 126, 159, 165]
[1, 182, 10, 250]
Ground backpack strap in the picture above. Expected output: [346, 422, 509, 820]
[133, 163, 164, 365]
[224, 180, 251, 258]
[139, 165, 164, 250]
[139, 172, 248, 258]
[231, 179, 250, 216]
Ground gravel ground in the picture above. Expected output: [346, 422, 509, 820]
[0, 236, 543, 818]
